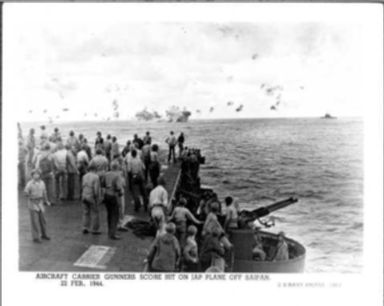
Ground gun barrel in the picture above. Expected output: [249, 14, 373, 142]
[264, 197, 298, 214]
[240, 197, 298, 222]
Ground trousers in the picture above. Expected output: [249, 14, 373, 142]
[55, 170, 67, 200]
[103, 194, 119, 237]
[18, 161, 26, 188]
[149, 162, 160, 187]
[67, 173, 76, 200]
[131, 175, 148, 211]
[41, 174, 55, 203]
[29, 209, 48, 240]
[168, 145, 176, 163]
[117, 195, 126, 228]
[82, 199, 100, 232]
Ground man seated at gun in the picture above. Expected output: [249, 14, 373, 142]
[252, 227, 266, 261]
[224, 196, 239, 232]
[272, 231, 289, 261]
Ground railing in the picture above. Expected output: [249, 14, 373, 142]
[168, 167, 182, 209]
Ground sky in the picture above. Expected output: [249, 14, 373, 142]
[3, 4, 377, 122]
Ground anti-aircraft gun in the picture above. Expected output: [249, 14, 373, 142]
[238, 197, 298, 228]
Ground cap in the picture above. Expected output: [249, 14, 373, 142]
[187, 225, 197, 236]
[165, 222, 176, 234]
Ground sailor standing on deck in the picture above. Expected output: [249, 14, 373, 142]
[82, 138, 92, 160]
[149, 144, 160, 187]
[114, 156, 129, 232]
[49, 127, 61, 144]
[52, 142, 68, 201]
[128, 149, 148, 212]
[39, 125, 49, 147]
[95, 131, 104, 153]
[142, 139, 151, 182]
[81, 164, 102, 235]
[77, 146, 90, 198]
[24, 169, 51, 243]
[101, 161, 124, 240]
[18, 138, 28, 189]
[111, 136, 120, 161]
[165, 131, 177, 164]
[143, 131, 152, 146]
[26, 128, 36, 169]
[66, 130, 80, 153]
[65, 145, 79, 201]
[177, 132, 185, 158]
[89, 149, 109, 177]
[36, 144, 55, 206]
[149, 176, 169, 236]
[133, 134, 144, 150]
[121, 141, 132, 158]
[104, 135, 113, 163]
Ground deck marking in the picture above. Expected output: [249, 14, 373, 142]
[74, 245, 116, 269]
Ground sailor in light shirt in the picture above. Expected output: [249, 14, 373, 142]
[24, 170, 51, 243]
[89, 149, 109, 176]
[149, 176, 168, 236]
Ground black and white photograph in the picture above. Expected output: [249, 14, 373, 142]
[2, 2, 383, 306]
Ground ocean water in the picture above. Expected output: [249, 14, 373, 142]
[20, 117, 363, 273]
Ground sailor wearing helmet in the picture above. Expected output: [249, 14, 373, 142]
[273, 231, 289, 261]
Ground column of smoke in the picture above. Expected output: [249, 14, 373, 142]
[112, 99, 119, 119]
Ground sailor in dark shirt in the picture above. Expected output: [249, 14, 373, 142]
[104, 134, 113, 162]
[133, 134, 144, 150]
[95, 131, 104, 152]
[177, 132, 185, 158]
[121, 141, 132, 158]
[143, 131, 152, 146]
[82, 138, 93, 160]
[101, 161, 124, 240]
[166, 131, 177, 163]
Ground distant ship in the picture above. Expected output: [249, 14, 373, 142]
[166, 106, 191, 122]
[322, 113, 337, 119]
[135, 108, 162, 121]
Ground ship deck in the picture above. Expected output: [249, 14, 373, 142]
[18, 162, 181, 272]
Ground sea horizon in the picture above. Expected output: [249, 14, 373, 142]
[19, 115, 363, 126]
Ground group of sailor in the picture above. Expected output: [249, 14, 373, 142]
[19, 123, 289, 272]
[19, 124, 186, 242]
[145, 153, 289, 272]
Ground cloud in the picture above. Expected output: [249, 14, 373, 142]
[7, 19, 364, 121]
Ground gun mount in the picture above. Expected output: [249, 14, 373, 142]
[239, 197, 298, 225]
